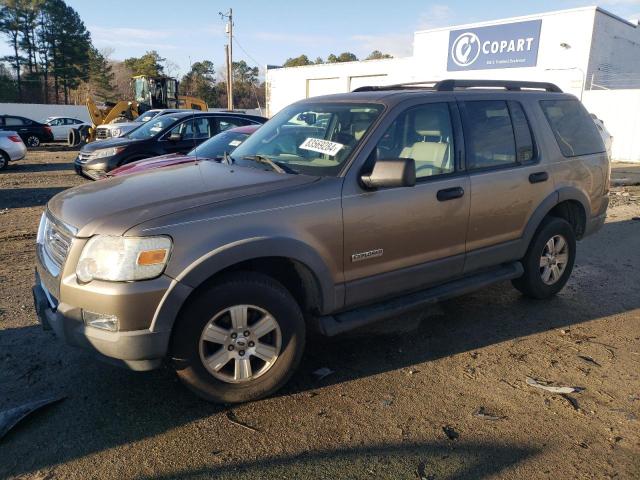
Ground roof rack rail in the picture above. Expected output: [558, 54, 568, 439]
[353, 79, 563, 93]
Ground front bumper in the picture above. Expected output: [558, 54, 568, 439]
[34, 245, 173, 370]
[74, 155, 114, 180]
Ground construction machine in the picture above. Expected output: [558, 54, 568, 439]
[69, 75, 208, 145]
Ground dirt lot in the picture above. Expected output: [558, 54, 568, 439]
[1, 151, 639, 480]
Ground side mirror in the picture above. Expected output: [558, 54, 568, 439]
[361, 158, 416, 189]
[168, 132, 182, 142]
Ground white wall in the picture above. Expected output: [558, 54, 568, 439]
[0, 103, 92, 123]
[583, 89, 640, 162]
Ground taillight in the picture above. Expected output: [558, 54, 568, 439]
[8, 135, 22, 143]
[44, 126, 52, 134]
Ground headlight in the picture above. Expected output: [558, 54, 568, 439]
[76, 235, 172, 282]
[111, 128, 122, 137]
[88, 146, 126, 159]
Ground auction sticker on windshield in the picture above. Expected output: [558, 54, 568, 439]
[299, 138, 343, 156]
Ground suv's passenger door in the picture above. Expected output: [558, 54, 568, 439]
[342, 101, 470, 307]
[459, 97, 555, 273]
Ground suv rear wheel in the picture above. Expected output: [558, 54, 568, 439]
[512, 216, 576, 299]
[170, 272, 305, 404]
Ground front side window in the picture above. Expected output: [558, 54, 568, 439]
[231, 103, 383, 176]
[462, 100, 516, 170]
[374, 103, 455, 179]
[127, 115, 180, 139]
[169, 117, 212, 140]
[540, 99, 605, 157]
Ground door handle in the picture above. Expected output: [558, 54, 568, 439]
[529, 172, 548, 184]
[437, 186, 464, 201]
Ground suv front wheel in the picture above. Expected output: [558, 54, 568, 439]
[512, 216, 576, 299]
[170, 272, 306, 404]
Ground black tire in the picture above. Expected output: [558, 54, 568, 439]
[170, 272, 306, 404]
[0, 151, 9, 171]
[25, 135, 40, 148]
[512, 216, 576, 299]
[68, 128, 78, 147]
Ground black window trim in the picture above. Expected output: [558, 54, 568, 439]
[458, 99, 541, 175]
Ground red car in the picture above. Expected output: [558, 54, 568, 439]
[107, 124, 260, 178]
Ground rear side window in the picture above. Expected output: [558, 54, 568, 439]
[461, 100, 516, 169]
[540, 100, 605, 157]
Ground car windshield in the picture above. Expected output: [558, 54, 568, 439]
[231, 103, 383, 176]
[135, 110, 161, 123]
[188, 130, 252, 159]
[127, 115, 180, 139]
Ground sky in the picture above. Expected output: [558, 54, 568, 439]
[2, 0, 640, 78]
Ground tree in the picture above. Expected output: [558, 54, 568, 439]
[282, 54, 312, 67]
[0, 61, 18, 101]
[86, 46, 115, 101]
[124, 50, 165, 77]
[0, 0, 26, 100]
[327, 52, 358, 63]
[314, 57, 324, 64]
[365, 50, 393, 60]
[180, 60, 217, 105]
[233, 60, 258, 84]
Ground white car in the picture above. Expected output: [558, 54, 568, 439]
[44, 116, 91, 141]
[0, 130, 27, 170]
[590, 114, 613, 158]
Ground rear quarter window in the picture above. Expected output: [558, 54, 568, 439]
[540, 99, 605, 157]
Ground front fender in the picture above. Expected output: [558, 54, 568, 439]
[150, 236, 339, 333]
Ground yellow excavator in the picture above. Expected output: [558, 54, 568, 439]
[69, 75, 208, 145]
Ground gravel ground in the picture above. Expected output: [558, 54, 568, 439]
[0, 151, 639, 480]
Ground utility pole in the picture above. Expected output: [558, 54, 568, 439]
[220, 8, 234, 110]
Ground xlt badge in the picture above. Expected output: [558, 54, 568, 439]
[351, 248, 384, 262]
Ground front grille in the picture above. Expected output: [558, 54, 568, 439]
[43, 214, 73, 271]
[96, 128, 110, 140]
[77, 152, 92, 163]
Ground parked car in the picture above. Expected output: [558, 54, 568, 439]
[94, 108, 185, 140]
[590, 113, 613, 158]
[43, 116, 91, 141]
[0, 115, 53, 147]
[107, 124, 261, 177]
[74, 112, 267, 179]
[0, 130, 27, 170]
[33, 79, 609, 404]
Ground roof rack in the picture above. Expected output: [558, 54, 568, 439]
[353, 79, 563, 93]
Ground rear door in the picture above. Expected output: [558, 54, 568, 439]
[342, 100, 470, 307]
[458, 95, 555, 273]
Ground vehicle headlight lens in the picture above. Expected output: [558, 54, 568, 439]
[111, 128, 122, 137]
[76, 235, 172, 282]
[88, 146, 126, 159]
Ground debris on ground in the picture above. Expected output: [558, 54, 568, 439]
[442, 425, 459, 441]
[560, 394, 581, 412]
[526, 377, 584, 394]
[224, 410, 260, 433]
[0, 396, 66, 441]
[312, 367, 334, 381]
[473, 406, 506, 421]
[578, 355, 602, 367]
[415, 461, 435, 480]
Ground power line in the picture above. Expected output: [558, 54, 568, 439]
[232, 35, 263, 68]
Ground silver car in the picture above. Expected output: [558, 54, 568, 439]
[94, 109, 185, 140]
[0, 130, 27, 170]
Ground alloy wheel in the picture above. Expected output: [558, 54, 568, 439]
[198, 304, 282, 384]
[539, 234, 569, 285]
[26, 136, 40, 147]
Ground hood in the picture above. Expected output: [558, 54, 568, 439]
[81, 136, 143, 151]
[48, 161, 318, 237]
[108, 153, 194, 177]
[99, 121, 137, 129]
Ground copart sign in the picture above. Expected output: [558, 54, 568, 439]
[447, 20, 541, 71]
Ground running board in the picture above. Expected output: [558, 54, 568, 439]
[316, 262, 523, 336]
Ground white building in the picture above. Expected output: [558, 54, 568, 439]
[266, 6, 640, 162]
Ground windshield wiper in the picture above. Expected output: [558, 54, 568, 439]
[242, 155, 295, 174]
[223, 151, 234, 165]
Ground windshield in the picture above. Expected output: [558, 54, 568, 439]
[231, 103, 383, 176]
[188, 130, 252, 159]
[135, 110, 161, 123]
[127, 115, 180, 140]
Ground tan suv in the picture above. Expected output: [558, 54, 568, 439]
[33, 80, 610, 403]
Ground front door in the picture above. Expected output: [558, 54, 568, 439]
[163, 117, 213, 154]
[342, 102, 470, 308]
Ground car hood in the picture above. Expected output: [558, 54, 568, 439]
[48, 161, 318, 237]
[81, 136, 144, 151]
[108, 153, 195, 177]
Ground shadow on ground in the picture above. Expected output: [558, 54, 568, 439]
[0, 218, 637, 478]
[6, 162, 74, 173]
[0, 187, 67, 208]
